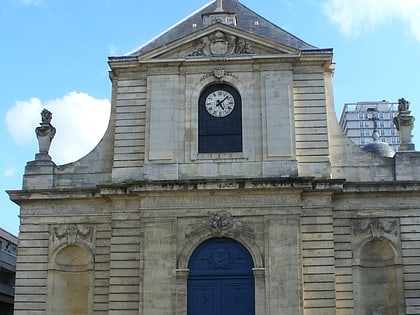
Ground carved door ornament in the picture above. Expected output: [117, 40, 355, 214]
[187, 210, 254, 239]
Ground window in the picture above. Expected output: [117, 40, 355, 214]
[198, 84, 242, 153]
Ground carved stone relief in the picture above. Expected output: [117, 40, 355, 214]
[49, 224, 96, 255]
[351, 218, 401, 254]
[187, 31, 253, 57]
[352, 219, 398, 239]
[186, 210, 255, 239]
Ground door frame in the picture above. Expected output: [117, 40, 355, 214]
[176, 233, 265, 315]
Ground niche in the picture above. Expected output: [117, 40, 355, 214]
[47, 245, 93, 315]
[354, 240, 401, 315]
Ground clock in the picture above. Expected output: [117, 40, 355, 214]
[205, 89, 235, 117]
[199, 84, 242, 153]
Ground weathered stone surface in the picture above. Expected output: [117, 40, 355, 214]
[8, 1, 420, 314]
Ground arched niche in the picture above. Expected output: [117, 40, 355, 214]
[353, 238, 405, 315]
[47, 244, 94, 315]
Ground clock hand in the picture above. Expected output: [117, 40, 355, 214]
[216, 95, 230, 110]
[219, 95, 229, 105]
[216, 99, 225, 110]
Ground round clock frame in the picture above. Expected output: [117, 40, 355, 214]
[204, 87, 236, 118]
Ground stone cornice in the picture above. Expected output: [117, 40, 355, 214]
[10, 179, 420, 203]
[342, 181, 420, 193]
[7, 177, 345, 202]
[98, 177, 345, 195]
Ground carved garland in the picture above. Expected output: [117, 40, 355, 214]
[352, 219, 398, 239]
[186, 210, 255, 239]
[52, 224, 94, 245]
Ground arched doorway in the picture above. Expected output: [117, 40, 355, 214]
[187, 237, 255, 315]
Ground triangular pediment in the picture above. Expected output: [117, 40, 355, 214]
[137, 24, 301, 62]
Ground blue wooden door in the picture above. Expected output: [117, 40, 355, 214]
[187, 238, 255, 315]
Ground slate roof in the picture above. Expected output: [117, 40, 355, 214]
[128, 0, 318, 57]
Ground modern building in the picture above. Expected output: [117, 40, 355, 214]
[7, 0, 420, 314]
[339, 101, 401, 152]
[0, 228, 17, 315]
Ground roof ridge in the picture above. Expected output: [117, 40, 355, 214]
[126, 0, 323, 57]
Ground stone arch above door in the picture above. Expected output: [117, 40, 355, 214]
[178, 211, 264, 270]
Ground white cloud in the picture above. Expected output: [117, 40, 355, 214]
[6, 92, 111, 165]
[6, 97, 43, 145]
[322, 0, 420, 41]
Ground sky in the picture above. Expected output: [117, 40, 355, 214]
[1, 0, 420, 235]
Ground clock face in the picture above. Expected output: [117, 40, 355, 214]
[205, 89, 235, 117]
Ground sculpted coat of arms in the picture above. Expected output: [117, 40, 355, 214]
[187, 31, 253, 57]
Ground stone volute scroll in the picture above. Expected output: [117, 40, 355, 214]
[35, 108, 56, 160]
[393, 97, 415, 151]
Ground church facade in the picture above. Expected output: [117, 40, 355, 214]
[8, 1, 420, 314]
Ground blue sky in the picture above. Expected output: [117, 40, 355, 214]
[1, 0, 420, 235]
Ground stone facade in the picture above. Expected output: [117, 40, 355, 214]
[8, 1, 420, 314]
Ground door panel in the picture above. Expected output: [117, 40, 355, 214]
[188, 281, 219, 315]
[188, 238, 255, 315]
[222, 279, 254, 314]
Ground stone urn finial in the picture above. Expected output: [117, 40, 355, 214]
[35, 109, 56, 159]
[393, 98, 415, 151]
